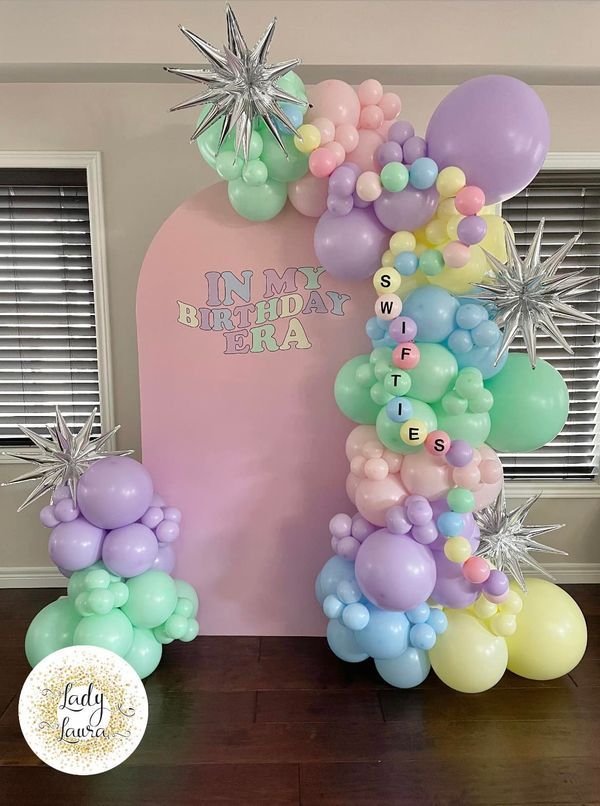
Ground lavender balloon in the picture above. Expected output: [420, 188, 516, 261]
[102, 523, 158, 578]
[426, 75, 550, 204]
[48, 518, 105, 572]
[314, 207, 389, 281]
[355, 530, 436, 612]
[431, 549, 480, 609]
[152, 544, 176, 574]
[373, 185, 439, 233]
[78, 456, 154, 530]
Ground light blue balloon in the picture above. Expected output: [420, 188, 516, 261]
[354, 603, 409, 660]
[472, 320, 500, 347]
[427, 608, 448, 634]
[323, 594, 344, 619]
[456, 303, 487, 330]
[406, 603, 430, 624]
[316, 556, 355, 604]
[386, 396, 413, 423]
[409, 157, 439, 189]
[366, 317, 386, 341]
[394, 251, 418, 276]
[455, 343, 507, 379]
[337, 579, 362, 604]
[342, 602, 370, 631]
[402, 286, 460, 343]
[327, 619, 369, 663]
[437, 511, 464, 537]
[409, 623, 437, 651]
[375, 647, 431, 688]
[447, 329, 473, 354]
[274, 102, 304, 133]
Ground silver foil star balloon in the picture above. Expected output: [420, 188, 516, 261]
[474, 490, 566, 591]
[2, 408, 131, 511]
[475, 219, 599, 367]
[165, 3, 303, 160]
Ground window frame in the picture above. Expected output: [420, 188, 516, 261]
[0, 151, 114, 460]
[502, 152, 600, 499]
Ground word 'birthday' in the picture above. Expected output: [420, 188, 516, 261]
[177, 266, 350, 353]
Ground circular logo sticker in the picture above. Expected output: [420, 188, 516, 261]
[19, 646, 148, 775]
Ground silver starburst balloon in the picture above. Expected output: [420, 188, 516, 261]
[475, 219, 599, 367]
[2, 408, 131, 510]
[165, 4, 303, 160]
[474, 490, 566, 591]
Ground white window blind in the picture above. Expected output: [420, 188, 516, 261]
[0, 167, 101, 446]
[501, 170, 600, 481]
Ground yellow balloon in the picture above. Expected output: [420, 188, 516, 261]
[293, 124, 321, 154]
[381, 249, 395, 267]
[373, 267, 402, 295]
[430, 610, 508, 693]
[436, 166, 466, 198]
[437, 198, 458, 220]
[389, 230, 416, 255]
[446, 215, 462, 240]
[505, 579, 587, 680]
[444, 536, 472, 563]
[400, 418, 427, 446]
[425, 218, 448, 246]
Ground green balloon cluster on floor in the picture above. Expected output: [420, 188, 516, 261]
[197, 71, 309, 221]
[25, 564, 199, 679]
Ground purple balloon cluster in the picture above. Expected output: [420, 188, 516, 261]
[42, 456, 182, 579]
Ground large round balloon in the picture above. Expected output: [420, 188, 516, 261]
[228, 177, 287, 221]
[334, 355, 381, 424]
[375, 648, 431, 688]
[48, 518, 105, 572]
[124, 627, 163, 679]
[78, 456, 154, 530]
[485, 354, 569, 452]
[506, 579, 587, 680]
[355, 530, 436, 611]
[25, 596, 81, 667]
[315, 207, 389, 281]
[426, 75, 550, 204]
[429, 610, 508, 692]
[73, 609, 134, 657]
[373, 185, 439, 233]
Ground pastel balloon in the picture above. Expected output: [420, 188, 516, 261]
[376, 399, 437, 455]
[485, 354, 569, 452]
[345, 425, 379, 460]
[355, 530, 436, 611]
[315, 556, 356, 604]
[407, 343, 458, 403]
[287, 173, 328, 217]
[430, 549, 480, 609]
[228, 177, 287, 222]
[374, 185, 439, 232]
[78, 456, 154, 530]
[327, 619, 368, 662]
[402, 286, 459, 342]
[122, 570, 178, 629]
[429, 610, 508, 692]
[334, 355, 381, 424]
[354, 603, 410, 659]
[400, 451, 452, 500]
[375, 647, 431, 688]
[354, 475, 408, 526]
[73, 609, 134, 658]
[349, 130, 385, 173]
[261, 131, 308, 182]
[433, 404, 491, 447]
[506, 579, 587, 680]
[124, 627, 163, 679]
[315, 207, 389, 281]
[426, 75, 549, 204]
[306, 79, 361, 127]
[25, 596, 81, 667]
[48, 518, 105, 572]
[102, 523, 158, 578]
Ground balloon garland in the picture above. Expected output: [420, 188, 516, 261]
[167, 6, 589, 690]
[5, 410, 199, 679]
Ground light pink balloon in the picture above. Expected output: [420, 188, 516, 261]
[287, 174, 328, 217]
[400, 451, 452, 500]
[346, 472, 360, 504]
[354, 475, 408, 526]
[452, 463, 481, 490]
[348, 130, 385, 173]
[472, 445, 504, 509]
[345, 426, 378, 461]
[306, 79, 361, 127]
[479, 444, 504, 484]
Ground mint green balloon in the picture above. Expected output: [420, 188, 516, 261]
[408, 343, 458, 403]
[334, 356, 381, 424]
[73, 609, 134, 657]
[175, 579, 199, 617]
[123, 627, 163, 679]
[261, 131, 309, 182]
[376, 398, 437, 454]
[228, 177, 287, 221]
[25, 596, 81, 667]
[122, 570, 178, 629]
[196, 107, 235, 169]
[433, 403, 490, 447]
[277, 70, 307, 103]
[216, 151, 243, 181]
[485, 353, 569, 452]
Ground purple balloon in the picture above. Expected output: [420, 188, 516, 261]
[355, 530, 436, 612]
[426, 75, 550, 204]
[152, 544, 176, 574]
[327, 194, 353, 216]
[484, 569, 509, 597]
[457, 215, 487, 245]
[78, 456, 154, 530]
[40, 505, 59, 528]
[431, 550, 480, 609]
[373, 185, 439, 232]
[402, 135, 427, 164]
[446, 440, 474, 468]
[102, 523, 158, 578]
[48, 518, 105, 572]
[388, 120, 414, 145]
[377, 141, 403, 167]
[314, 207, 389, 281]
[328, 165, 357, 197]
[156, 519, 180, 544]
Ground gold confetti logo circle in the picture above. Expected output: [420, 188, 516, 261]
[19, 646, 148, 775]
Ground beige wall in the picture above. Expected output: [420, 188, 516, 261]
[1, 0, 600, 574]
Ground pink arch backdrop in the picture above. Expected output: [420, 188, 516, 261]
[137, 182, 373, 634]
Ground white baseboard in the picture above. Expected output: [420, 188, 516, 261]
[0, 563, 598, 589]
[0, 566, 66, 588]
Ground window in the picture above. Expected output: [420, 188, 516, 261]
[501, 168, 600, 483]
[0, 156, 112, 448]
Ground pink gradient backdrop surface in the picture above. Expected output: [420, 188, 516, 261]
[137, 184, 373, 635]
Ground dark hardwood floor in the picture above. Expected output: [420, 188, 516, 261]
[0, 586, 598, 804]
